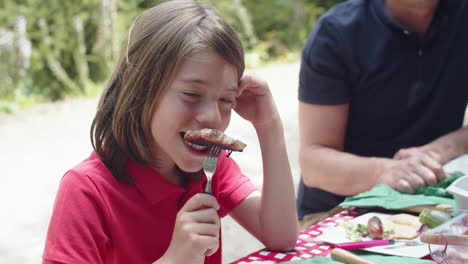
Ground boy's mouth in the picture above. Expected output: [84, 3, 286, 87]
[180, 132, 209, 152]
[185, 141, 208, 150]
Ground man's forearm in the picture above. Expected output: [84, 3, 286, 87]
[299, 146, 390, 196]
[424, 126, 468, 164]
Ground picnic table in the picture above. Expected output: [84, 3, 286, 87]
[230, 207, 437, 263]
[230, 154, 468, 264]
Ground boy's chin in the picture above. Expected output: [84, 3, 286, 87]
[177, 164, 203, 173]
[174, 165, 203, 178]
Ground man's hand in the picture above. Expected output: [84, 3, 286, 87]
[159, 193, 220, 264]
[394, 146, 447, 181]
[377, 147, 446, 193]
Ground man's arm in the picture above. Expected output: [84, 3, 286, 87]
[395, 126, 468, 166]
[299, 102, 385, 196]
[298, 102, 444, 195]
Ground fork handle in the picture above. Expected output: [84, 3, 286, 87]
[204, 180, 212, 195]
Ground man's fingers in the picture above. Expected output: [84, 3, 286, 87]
[394, 149, 411, 160]
[413, 165, 438, 186]
[406, 172, 426, 190]
[396, 179, 415, 194]
[419, 154, 446, 182]
[436, 170, 447, 181]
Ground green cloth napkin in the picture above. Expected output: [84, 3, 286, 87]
[279, 253, 434, 264]
[339, 171, 464, 210]
[415, 171, 464, 197]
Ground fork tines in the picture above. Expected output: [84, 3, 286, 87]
[207, 145, 222, 157]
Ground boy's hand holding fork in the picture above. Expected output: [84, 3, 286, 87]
[157, 193, 220, 264]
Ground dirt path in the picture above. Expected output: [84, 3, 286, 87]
[0, 62, 301, 263]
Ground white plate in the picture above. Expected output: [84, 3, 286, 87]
[316, 212, 430, 258]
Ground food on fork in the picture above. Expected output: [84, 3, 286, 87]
[184, 128, 247, 153]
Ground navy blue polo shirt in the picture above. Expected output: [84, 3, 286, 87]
[297, 0, 468, 218]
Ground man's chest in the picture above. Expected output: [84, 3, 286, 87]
[348, 28, 468, 122]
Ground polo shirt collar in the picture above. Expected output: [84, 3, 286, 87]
[126, 159, 203, 206]
[372, 0, 450, 37]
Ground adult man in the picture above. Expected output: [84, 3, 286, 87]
[297, 0, 468, 220]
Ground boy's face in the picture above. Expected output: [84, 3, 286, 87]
[150, 49, 239, 173]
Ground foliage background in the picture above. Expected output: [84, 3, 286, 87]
[0, 0, 340, 112]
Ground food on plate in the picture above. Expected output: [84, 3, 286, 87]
[343, 213, 422, 241]
[342, 221, 370, 241]
[382, 214, 421, 240]
[368, 216, 384, 239]
[184, 128, 247, 152]
[419, 208, 452, 228]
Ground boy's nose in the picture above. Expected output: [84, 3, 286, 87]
[196, 102, 222, 128]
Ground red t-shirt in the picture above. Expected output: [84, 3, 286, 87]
[43, 151, 256, 264]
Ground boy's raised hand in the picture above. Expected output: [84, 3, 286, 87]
[235, 73, 280, 129]
[160, 193, 220, 264]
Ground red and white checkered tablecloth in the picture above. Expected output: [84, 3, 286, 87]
[230, 208, 363, 263]
[230, 208, 436, 264]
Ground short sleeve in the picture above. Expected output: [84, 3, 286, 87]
[42, 170, 110, 264]
[213, 152, 257, 217]
[299, 17, 351, 105]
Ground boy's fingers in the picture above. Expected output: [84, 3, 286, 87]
[182, 193, 220, 212]
[190, 208, 220, 225]
[194, 235, 219, 256]
[186, 222, 220, 238]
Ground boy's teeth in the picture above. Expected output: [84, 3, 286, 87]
[186, 141, 207, 150]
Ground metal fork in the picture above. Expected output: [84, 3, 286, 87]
[382, 239, 424, 249]
[203, 146, 222, 194]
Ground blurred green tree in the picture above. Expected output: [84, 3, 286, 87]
[0, 0, 341, 109]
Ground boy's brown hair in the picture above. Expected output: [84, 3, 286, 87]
[91, 0, 245, 182]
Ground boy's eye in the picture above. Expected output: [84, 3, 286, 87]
[182, 92, 201, 102]
[220, 97, 234, 104]
[183, 92, 200, 98]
